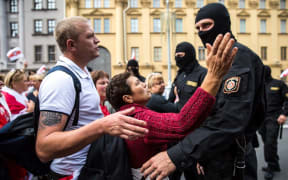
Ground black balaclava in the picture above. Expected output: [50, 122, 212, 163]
[264, 65, 273, 82]
[175, 42, 197, 72]
[127, 59, 140, 76]
[195, 3, 235, 47]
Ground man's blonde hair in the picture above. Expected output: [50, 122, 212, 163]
[55, 16, 89, 52]
[145, 72, 164, 89]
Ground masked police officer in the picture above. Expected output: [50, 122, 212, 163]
[259, 65, 288, 180]
[168, 42, 207, 112]
[140, 3, 266, 180]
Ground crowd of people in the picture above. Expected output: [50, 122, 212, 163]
[0, 3, 288, 180]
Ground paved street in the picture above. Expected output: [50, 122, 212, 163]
[256, 128, 288, 180]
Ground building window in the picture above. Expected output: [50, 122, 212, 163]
[131, 47, 139, 61]
[48, 45, 56, 62]
[47, 19, 56, 34]
[196, 0, 204, 8]
[175, 18, 183, 32]
[153, 0, 160, 8]
[130, 0, 138, 8]
[261, 46, 267, 60]
[239, 0, 245, 8]
[175, 0, 182, 8]
[34, 20, 43, 34]
[130, 18, 138, 33]
[280, 0, 286, 9]
[198, 46, 205, 61]
[281, 47, 287, 61]
[94, 0, 101, 8]
[280, 19, 286, 33]
[240, 19, 246, 33]
[260, 19, 266, 33]
[94, 19, 101, 33]
[10, 0, 18, 13]
[85, 0, 91, 8]
[104, 18, 110, 33]
[153, 18, 161, 32]
[154, 47, 162, 61]
[34, 45, 42, 62]
[104, 0, 110, 7]
[10, 22, 18, 37]
[218, 0, 225, 5]
[259, 0, 265, 9]
[34, 0, 42, 10]
[47, 0, 56, 9]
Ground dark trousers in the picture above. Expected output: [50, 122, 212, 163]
[259, 118, 280, 170]
[244, 142, 258, 180]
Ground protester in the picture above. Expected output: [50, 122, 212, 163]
[27, 73, 45, 103]
[91, 70, 111, 116]
[0, 80, 28, 180]
[145, 72, 178, 113]
[2, 69, 34, 121]
[259, 65, 288, 180]
[35, 16, 148, 179]
[126, 59, 145, 82]
[141, 4, 266, 180]
[107, 32, 238, 180]
[168, 42, 207, 112]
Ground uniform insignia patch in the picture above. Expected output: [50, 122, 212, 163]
[223, 77, 241, 94]
[270, 87, 280, 91]
[186, 81, 197, 87]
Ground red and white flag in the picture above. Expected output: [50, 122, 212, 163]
[36, 65, 47, 75]
[280, 68, 288, 78]
[6, 47, 24, 61]
[131, 49, 136, 60]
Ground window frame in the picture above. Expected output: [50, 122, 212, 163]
[153, 18, 161, 33]
[130, 18, 138, 33]
[34, 0, 43, 10]
[10, 0, 18, 13]
[281, 47, 287, 61]
[239, 19, 246, 33]
[260, 19, 267, 33]
[10, 22, 18, 38]
[94, 18, 101, 33]
[48, 45, 56, 62]
[153, 47, 162, 62]
[260, 46, 267, 60]
[47, 0, 56, 9]
[34, 45, 42, 62]
[175, 18, 183, 33]
[104, 18, 110, 33]
[198, 46, 205, 61]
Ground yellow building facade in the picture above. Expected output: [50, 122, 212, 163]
[66, 0, 288, 81]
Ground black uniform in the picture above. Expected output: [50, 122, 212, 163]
[146, 94, 178, 113]
[166, 4, 266, 180]
[259, 66, 288, 174]
[168, 42, 207, 112]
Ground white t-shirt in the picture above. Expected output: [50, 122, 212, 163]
[39, 56, 103, 177]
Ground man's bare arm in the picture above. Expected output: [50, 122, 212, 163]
[36, 107, 148, 163]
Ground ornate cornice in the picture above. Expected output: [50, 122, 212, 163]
[174, 9, 186, 16]
[185, 0, 195, 8]
[82, 9, 113, 16]
[162, 0, 173, 8]
[228, 0, 238, 9]
[140, 0, 151, 7]
[150, 9, 161, 16]
[278, 10, 288, 18]
[269, 0, 279, 9]
[257, 10, 271, 18]
[237, 10, 250, 17]
[66, 0, 79, 7]
[127, 9, 142, 16]
[248, 0, 258, 9]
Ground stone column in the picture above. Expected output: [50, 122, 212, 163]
[16, 0, 25, 69]
[0, 0, 8, 69]
[115, 0, 124, 64]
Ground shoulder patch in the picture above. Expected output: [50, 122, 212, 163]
[270, 87, 280, 91]
[223, 77, 241, 94]
[186, 81, 197, 87]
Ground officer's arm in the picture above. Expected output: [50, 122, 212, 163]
[168, 83, 176, 103]
[281, 82, 288, 116]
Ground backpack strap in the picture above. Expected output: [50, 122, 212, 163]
[47, 66, 82, 127]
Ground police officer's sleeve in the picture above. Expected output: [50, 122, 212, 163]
[167, 52, 265, 170]
[168, 83, 176, 103]
[281, 81, 288, 116]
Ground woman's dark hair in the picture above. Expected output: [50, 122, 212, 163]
[106, 72, 132, 111]
[91, 70, 109, 85]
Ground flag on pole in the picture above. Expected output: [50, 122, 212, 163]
[36, 65, 47, 75]
[6, 47, 24, 62]
[131, 49, 136, 60]
[280, 68, 288, 78]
